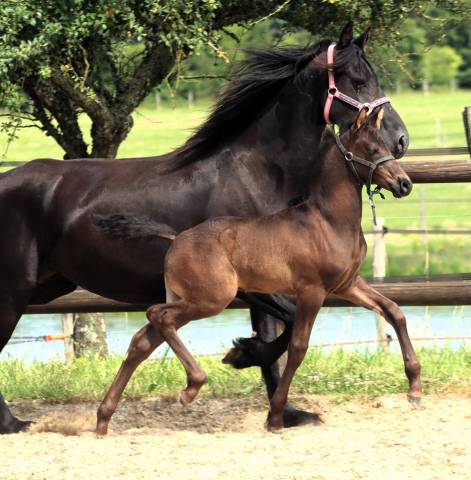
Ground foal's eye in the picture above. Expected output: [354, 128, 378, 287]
[368, 148, 378, 156]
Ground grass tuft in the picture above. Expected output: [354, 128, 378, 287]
[1, 347, 470, 402]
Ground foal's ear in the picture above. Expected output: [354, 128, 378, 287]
[337, 22, 353, 49]
[370, 107, 384, 129]
[354, 107, 368, 130]
[354, 28, 370, 52]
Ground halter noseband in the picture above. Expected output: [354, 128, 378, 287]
[331, 127, 394, 226]
[323, 43, 390, 125]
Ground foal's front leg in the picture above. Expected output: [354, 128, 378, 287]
[336, 276, 422, 402]
[267, 286, 325, 431]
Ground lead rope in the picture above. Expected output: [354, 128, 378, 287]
[368, 187, 385, 226]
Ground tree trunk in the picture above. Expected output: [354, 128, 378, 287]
[73, 313, 109, 358]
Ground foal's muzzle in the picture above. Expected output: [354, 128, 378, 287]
[391, 176, 413, 198]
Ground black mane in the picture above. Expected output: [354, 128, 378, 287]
[168, 40, 359, 171]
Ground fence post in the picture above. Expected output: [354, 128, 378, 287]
[373, 217, 388, 348]
[155, 91, 161, 110]
[463, 106, 471, 157]
[61, 313, 74, 362]
[187, 90, 194, 109]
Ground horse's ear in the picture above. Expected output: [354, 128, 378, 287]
[354, 107, 368, 130]
[354, 28, 370, 51]
[337, 22, 353, 49]
[370, 107, 384, 129]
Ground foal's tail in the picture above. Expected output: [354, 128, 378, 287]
[156, 231, 176, 241]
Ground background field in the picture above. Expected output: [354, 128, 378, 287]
[1, 89, 471, 276]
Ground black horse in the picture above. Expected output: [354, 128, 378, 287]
[0, 23, 408, 433]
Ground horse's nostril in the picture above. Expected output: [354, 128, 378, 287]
[400, 178, 412, 194]
[397, 135, 408, 155]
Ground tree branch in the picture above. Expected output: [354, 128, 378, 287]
[23, 78, 89, 158]
[117, 44, 175, 114]
[50, 69, 114, 126]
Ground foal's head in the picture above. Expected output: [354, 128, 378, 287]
[345, 108, 412, 198]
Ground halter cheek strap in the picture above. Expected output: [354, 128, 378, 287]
[332, 128, 394, 226]
[323, 43, 390, 125]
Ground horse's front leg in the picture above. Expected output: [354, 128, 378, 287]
[249, 306, 321, 428]
[267, 286, 325, 431]
[336, 276, 421, 402]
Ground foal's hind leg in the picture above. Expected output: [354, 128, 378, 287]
[147, 299, 227, 406]
[337, 276, 421, 402]
[96, 323, 169, 435]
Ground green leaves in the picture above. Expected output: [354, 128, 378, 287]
[0, 0, 469, 159]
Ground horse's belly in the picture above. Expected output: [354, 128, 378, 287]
[51, 223, 169, 302]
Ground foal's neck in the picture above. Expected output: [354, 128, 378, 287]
[307, 135, 363, 232]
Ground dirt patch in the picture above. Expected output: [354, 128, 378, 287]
[2, 394, 470, 480]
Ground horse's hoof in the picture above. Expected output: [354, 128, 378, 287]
[222, 341, 258, 369]
[0, 418, 32, 435]
[407, 394, 422, 406]
[282, 406, 322, 428]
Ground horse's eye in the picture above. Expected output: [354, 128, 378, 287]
[352, 79, 366, 89]
[368, 148, 378, 156]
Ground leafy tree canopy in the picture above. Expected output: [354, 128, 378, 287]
[0, 0, 469, 159]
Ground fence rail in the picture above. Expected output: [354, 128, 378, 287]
[364, 227, 471, 235]
[26, 274, 471, 314]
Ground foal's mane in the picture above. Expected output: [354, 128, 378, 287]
[167, 39, 359, 171]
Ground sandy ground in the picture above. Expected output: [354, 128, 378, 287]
[1, 393, 470, 480]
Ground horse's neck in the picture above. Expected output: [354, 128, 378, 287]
[231, 82, 324, 203]
[308, 141, 363, 231]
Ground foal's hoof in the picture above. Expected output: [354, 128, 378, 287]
[282, 405, 322, 428]
[179, 387, 200, 407]
[0, 418, 32, 435]
[407, 394, 422, 406]
[179, 391, 192, 407]
[95, 425, 108, 437]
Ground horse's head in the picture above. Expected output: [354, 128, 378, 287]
[307, 23, 409, 159]
[345, 107, 412, 198]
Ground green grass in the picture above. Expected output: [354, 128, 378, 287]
[389, 89, 470, 149]
[1, 90, 471, 275]
[1, 347, 470, 402]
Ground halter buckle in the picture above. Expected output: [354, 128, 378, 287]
[344, 151, 353, 161]
[362, 103, 372, 114]
[328, 87, 337, 96]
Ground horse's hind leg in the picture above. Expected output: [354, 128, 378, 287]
[337, 276, 421, 402]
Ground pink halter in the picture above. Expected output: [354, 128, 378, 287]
[323, 43, 390, 125]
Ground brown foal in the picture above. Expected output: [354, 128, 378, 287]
[96, 108, 420, 434]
